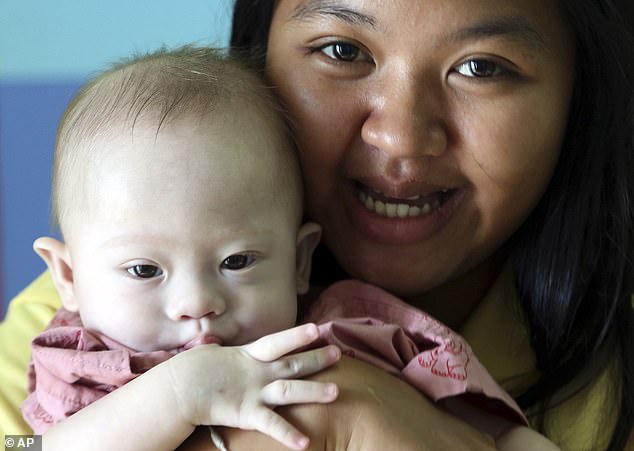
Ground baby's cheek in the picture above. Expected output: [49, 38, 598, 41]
[241, 308, 297, 343]
[270, 298, 300, 329]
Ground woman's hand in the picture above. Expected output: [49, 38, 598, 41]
[179, 356, 497, 450]
[166, 323, 340, 450]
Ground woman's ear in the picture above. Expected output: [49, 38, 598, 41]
[33, 237, 78, 312]
[295, 222, 322, 295]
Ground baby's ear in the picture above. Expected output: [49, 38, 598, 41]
[33, 237, 78, 312]
[295, 222, 322, 295]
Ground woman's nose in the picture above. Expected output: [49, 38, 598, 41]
[361, 72, 447, 159]
[167, 281, 227, 320]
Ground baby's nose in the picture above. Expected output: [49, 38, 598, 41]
[168, 283, 227, 320]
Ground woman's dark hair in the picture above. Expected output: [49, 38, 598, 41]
[231, 1, 634, 449]
[230, 0, 275, 66]
[512, 1, 634, 449]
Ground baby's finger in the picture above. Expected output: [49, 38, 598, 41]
[243, 323, 320, 361]
[248, 406, 310, 450]
[260, 379, 339, 406]
[270, 345, 341, 379]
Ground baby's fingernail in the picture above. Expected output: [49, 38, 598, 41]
[305, 324, 318, 338]
[297, 436, 309, 449]
[325, 383, 338, 396]
[330, 346, 341, 360]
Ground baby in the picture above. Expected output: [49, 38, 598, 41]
[22, 46, 338, 450]
[22, 45, 557, 451]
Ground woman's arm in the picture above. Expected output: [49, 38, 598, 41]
[180, 356, 497, 451]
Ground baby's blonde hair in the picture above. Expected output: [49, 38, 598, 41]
[52, 45, 302, 236]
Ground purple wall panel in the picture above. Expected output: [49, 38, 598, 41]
[0, 81, 81, 317]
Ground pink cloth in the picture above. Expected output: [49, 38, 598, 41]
[304, 280, 527, 426]
[21, 308, 175, 433]
[23, 280, 526, 434]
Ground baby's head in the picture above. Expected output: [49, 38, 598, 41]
[36, 46, 321, 352]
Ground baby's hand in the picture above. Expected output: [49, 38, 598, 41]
[164, 324, 340, 450]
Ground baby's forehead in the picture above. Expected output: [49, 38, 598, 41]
[54, 47, 303, 237]
[82, 110, 296, 202]
[60, 115, 302, 242]
[95, 120, 279, 177]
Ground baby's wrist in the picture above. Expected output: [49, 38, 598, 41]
[157, 355, 200, 428]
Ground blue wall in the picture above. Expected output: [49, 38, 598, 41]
[0, 1, 234, 317]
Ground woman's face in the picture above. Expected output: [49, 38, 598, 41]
[267, 0, 574, 302]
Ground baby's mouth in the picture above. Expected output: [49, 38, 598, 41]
[181, 334, 223, 351]
[355, 183, 454, 218]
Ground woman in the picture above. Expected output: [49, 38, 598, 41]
[1, 0, 633, 449]
[228, 0, 633, 448]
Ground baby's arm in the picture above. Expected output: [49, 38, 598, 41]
[43, 324, 340, 451]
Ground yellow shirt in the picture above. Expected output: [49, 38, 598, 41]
[459, 265, 618, 450]
[0, 273, 60, 436]
[0, 270, 621, 449]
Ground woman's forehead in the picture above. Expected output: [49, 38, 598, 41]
[274, 0, 564, 31]
[272, 0, 571, 59]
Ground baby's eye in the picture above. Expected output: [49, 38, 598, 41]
[455, 59, 507, 78]
[127, 264, 163, 279]
[318, 42, 372, 63]
[221, 254, 256, 271]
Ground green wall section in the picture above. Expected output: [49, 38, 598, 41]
[0, 0, 233, 81]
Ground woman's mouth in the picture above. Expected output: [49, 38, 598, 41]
[343, 181, 462, 245]
[356, 184, 454, 218]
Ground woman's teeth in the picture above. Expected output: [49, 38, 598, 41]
[358, 190, 440, 218]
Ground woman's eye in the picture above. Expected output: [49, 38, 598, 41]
[319, 42, 370, 63]
[221, 254, 256, 271]
[127, 264, 163, 279]
[455, 59, 505, 78]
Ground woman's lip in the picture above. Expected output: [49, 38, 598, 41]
[355, 181, 453, 208]
[181, 334, 223, 350]
[354, 176, 454, 199]
[344, 181, 463, 245]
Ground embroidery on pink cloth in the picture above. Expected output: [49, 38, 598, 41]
[307, 279, 474, 381]
[418, 338, 470, 380]
[304, 279, 528, 426]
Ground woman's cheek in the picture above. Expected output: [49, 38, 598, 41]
[466, 106, 562, 239]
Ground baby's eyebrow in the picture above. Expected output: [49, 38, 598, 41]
[97, 233, 171, 251]
[440, 16, 547, 51]
[290, 0, 377, 29]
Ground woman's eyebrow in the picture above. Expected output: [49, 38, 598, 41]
[289, 3, 546, 51]
[290, 0, 377, 29]
[440, 16, 547, 51]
